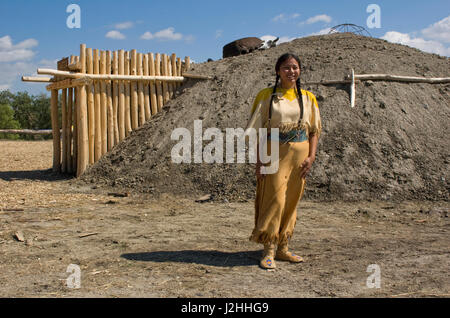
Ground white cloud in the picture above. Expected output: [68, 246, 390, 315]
[422, 15, 450, 43]
[381, 31, 450, 56]
[0, 36, 38, 62]
[0, 61, 36, 91]
[141, 27, 184, 41]
[106, 30, 126, 40]
[115, 21, 134, 30]
[272, 13, 300, 23]
[141, 31, 154, 40]
[301, 14, 332, 25]
[309, 27, 332, 36]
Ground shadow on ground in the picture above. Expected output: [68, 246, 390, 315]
[121, 250, 262, 267]
[0, 169, 72, 182]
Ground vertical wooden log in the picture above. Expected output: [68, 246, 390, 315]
[93, 49, 102, 162]
[176, 57, 182, 89]
[155, 53, 163, 111]
[106, 51, 114, 151]
[77, 44, 88, 177]
[148, 53, 158, 115]
[350, 68, 356, 108]
[72, 85, 78, 174]
[61, 88, 67, 173]
[143, 54, 151, 121]
[167, 54, 174, 99]
[67, 87, 73, 174]
[137, 53, 145, 126]
[171, 53, 177, 94]
[124, 51, 132, 136]
[184, 56, 191, 73]
[112, 51, 120, 144]
[118, 50, 125, 141]
[86, 48, 95, 165]
[100, 51, 108, 156]
[130, 49, 139, 130]
[51, 89, 60, 173]
[72, 55, 79, 174]
[161, 54, 170, 103]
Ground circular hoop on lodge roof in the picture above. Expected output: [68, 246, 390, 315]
[328, 24, 372, 37]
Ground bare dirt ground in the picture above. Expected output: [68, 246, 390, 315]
[0, 140, 448, 298]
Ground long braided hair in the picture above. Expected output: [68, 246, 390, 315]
[268, 53, 304, 126]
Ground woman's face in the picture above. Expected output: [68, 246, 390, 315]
[277, 57, 300, 89]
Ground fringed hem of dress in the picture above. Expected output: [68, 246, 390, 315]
[249, 230, 293, 246]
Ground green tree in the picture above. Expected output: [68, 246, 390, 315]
[0, 103, 21, 139]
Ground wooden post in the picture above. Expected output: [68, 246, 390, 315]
[161, 54, 170, 103]
[106, 51, 114, 151]
[100, 51, 108, 156]
[124, 51, 132, 136]
[118, 50, 125, 141]
[148, 53, 158, 116]
[155, 53, 163, 111]
[51, 89, 60, 173]
[137, 52, 146, 126]
[72, 60, 78, 174]
[184, 56, 191, 74]
[67, 87, 73, 174]
[93, 49, 102, 162]
[350, 69, 356, 108]
[86, 48, 95, 165]
[166, 54, 173, 99]
[130, 49, 139, 130]
[143, 54, 151, 121]
[176, 57, 182, 88]
[171, 53, 177, 93]
[61, 88, 67, 173]
[112, 51, 120, 144]
[77, 44, 88, 177]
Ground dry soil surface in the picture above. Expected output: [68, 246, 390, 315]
[0, 140, 448, 298]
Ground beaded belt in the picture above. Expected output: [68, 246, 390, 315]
[269, 129, 308, 144]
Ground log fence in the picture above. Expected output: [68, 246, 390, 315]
[23, 44, 192, 177]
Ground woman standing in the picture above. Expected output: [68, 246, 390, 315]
[247, 53, 322, 269]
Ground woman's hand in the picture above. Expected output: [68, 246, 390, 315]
[299, 156, 315, 179]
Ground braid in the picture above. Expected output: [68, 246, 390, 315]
[268, 74, 280, 124]
[296, 77, 304, 121]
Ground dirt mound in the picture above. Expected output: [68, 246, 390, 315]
[78, 33, 450, 202]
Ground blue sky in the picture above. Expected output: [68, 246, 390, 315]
[1, 0, 449, 95]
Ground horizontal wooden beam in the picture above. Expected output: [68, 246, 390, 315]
[45, 78, 91, 91]
[0, 129, 53, 135]
[38, 68, 185, 82]
[22, 76, 53, 83]
[354, 74, 450, 84]
[182, 72, 214, 80]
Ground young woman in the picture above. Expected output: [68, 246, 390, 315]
[247, 53, 322, 269]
